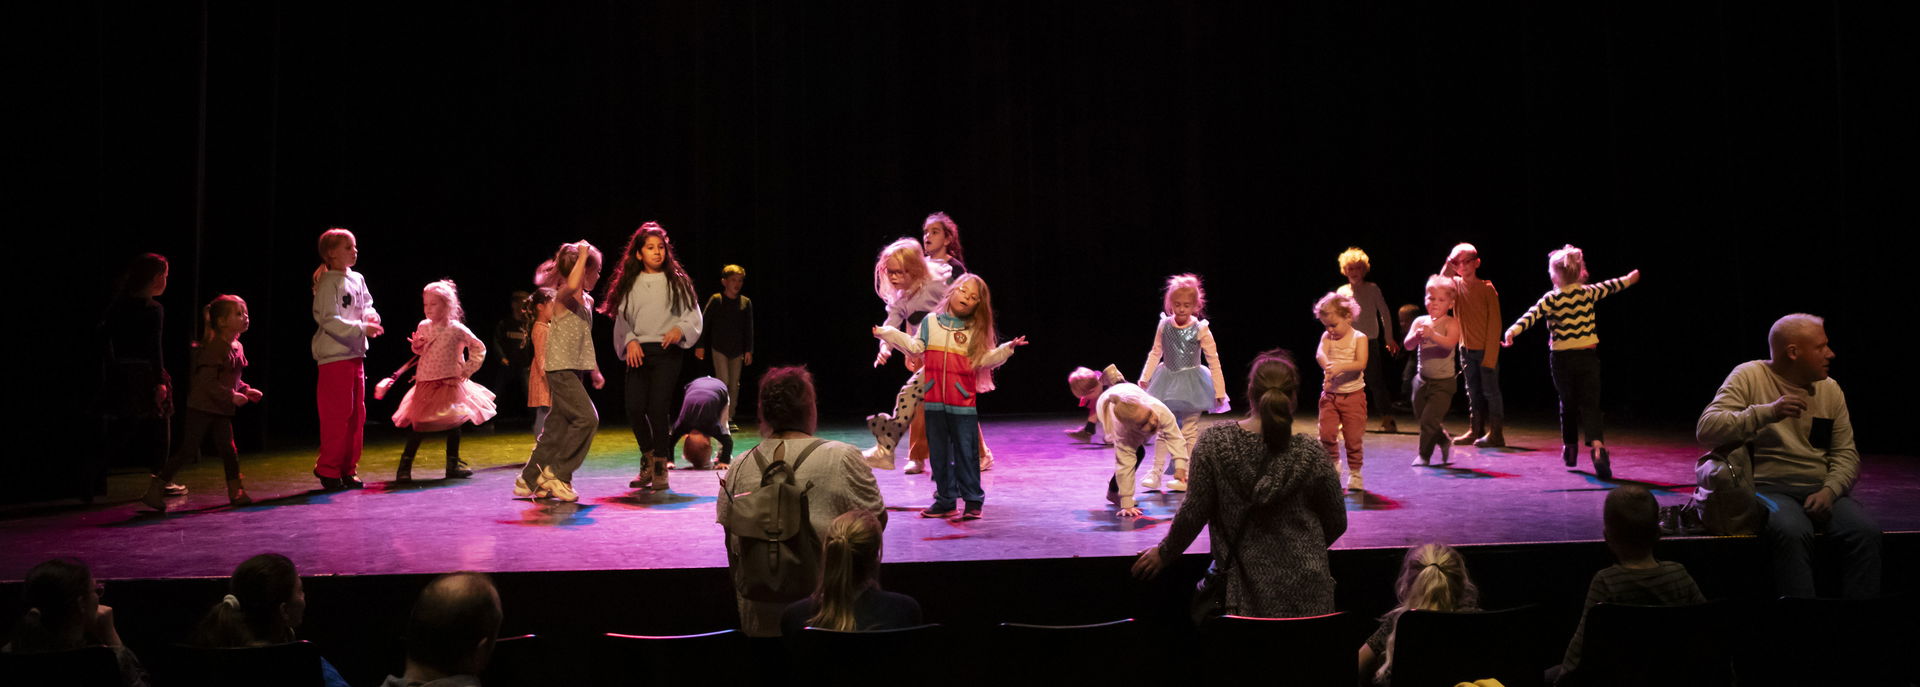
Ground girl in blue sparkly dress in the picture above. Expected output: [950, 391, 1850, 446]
[1139, 273, 1229, 492]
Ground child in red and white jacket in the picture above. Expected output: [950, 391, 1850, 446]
[873, 274, 1027, 521]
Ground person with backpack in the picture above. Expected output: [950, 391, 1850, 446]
[717, 366, 885, 637]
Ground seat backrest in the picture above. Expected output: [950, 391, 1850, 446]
[1577, 601, 1735, 687]
[477, 634, 547, 687]
[166, 640, 324, 687]
[799, 624, 945, 686]
[1737, 596, 1917, 687]
[1393, 605, 1542, 687]
[602, 630, 746, 687]
[1201, 613, 1354, 687]
[0, 645, 123, 687]
[992, 619, 1136, 683]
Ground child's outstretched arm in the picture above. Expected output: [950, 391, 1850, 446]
[1590, 270, 1642, 299]
[872, 325, 926, 356]
[973, 336, 1029, 370]
[1504, 294, 1550, 347]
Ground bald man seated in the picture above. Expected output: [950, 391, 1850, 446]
[1696, 313, 1880, 598]
[382, 573, 503, 687]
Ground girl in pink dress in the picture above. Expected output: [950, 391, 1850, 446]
[391, 280, 496, 481]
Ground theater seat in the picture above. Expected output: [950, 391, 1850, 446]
[1562, 600, 1735, 687]
[993, 619, 1137, 683]
[1202, 613, 1353, 686]
[1393, 605, 1543, 687]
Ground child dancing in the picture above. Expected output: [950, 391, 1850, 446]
[863, 238, 947, 473]
[1314, 291, 1369, 491]
[1504, 245, 1640, 479]
[1405, 277, 1461, 466]
[391, 280, 496, 481]
[1139, 274, 1228, 492]
[1071, 365, 1188, 518]
[517, 241, 606, 502]
[873, 274, 1026, 520]
[142, 295, 262, 511]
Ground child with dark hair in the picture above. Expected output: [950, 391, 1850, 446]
[1550, 485, 1705, 683]
[190, 553, 349, 687]
[3, 558, 150, 687]
[98, 253, 173, 500]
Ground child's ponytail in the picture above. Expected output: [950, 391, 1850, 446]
[806, 510, 884, 632]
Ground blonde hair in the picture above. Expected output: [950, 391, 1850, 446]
[1337, 247, 1371, 276]
[940, 273, 998, 364]
[1313, 291, 1358, 319]
[311, 228, 357, 292]
[1162, 273, 1207, 317]
[1423, 274, 1460, 302]
[721, 264, 746, 279]
[1548, 244, 1588, 288]
[806, 510, 885, 631]
[422, 279, 465, 324]
[201, 295, 247, 345]
[1067, 367, 1103, 400]
[873, 238, 932, 303]
[1376, 543, 1479, 684]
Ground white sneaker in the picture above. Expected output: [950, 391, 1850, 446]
[1164, 477, 1188, 492]
[862, 445, 896, 471]
[1346, 472, 1364, 492]
[1412, 454, 1431, 466]
[903, 459, 926, 475]
[545, 479, 579, 503]
[1141, 474, 1161, 490]
[513, 475, 545, 499]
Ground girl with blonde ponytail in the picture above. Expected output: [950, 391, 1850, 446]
[1358, 543, 1480, 685]
[780, 511, 921, 635]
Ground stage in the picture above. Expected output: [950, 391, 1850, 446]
[7, 414, 1917, 581]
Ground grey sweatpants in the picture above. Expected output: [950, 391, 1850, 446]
[522, 370, 598, 485]
[1413, 374, 1457, 461]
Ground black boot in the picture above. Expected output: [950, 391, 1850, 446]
[1592, 446, 1613, 480]
[445, 456, 472, 479]
[396, 455, 415, 482]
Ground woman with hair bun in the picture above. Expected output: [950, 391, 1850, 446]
[1131, 349, 1348, 619]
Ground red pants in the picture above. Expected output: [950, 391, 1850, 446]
[1318, 389, 1366, 473]
[315, 358, 366, 478]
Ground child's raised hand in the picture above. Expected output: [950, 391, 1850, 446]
[1626, 269, 1642, 285]
[1008, 335, 1030, 347]
[625, 340, 646, 368]
[246, 388, 264, 403]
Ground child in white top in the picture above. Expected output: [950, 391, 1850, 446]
[1315, 291, 1369, 491]
[1138, 274, 1228, 492]
[390, 280, 496, 481]
[1073, 365, 1189, 518]
[310, 228, 383, 490]
[1405, 276, 1461, 466]
[863, 238, 947, 473]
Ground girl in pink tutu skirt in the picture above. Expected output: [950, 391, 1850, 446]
[392, 279, 496, 481]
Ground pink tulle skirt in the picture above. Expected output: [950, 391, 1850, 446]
[392, 377, 497, 432]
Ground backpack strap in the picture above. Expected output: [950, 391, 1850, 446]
[751, 439, 830, 485]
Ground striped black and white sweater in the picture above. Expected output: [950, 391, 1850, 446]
[1507, 276, 1633, 350]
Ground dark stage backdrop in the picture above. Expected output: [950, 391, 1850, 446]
[25, 1, 1914, 480]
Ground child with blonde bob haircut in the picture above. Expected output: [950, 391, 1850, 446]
[1406, 276, 1462, 466]
[1088, 365, 1188, 518]
[1359, 543, 1481, 685]
[1314, 291, 1369, 491]
[1139, 273, 1229, 492]
[863, 238, 948, 473]
[1503, 244, 1641, 479]
[873, 273, 1028, 520]
[781, 510, 921, 635]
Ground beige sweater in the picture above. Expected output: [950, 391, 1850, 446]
[1696, 361, 1858, 497]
